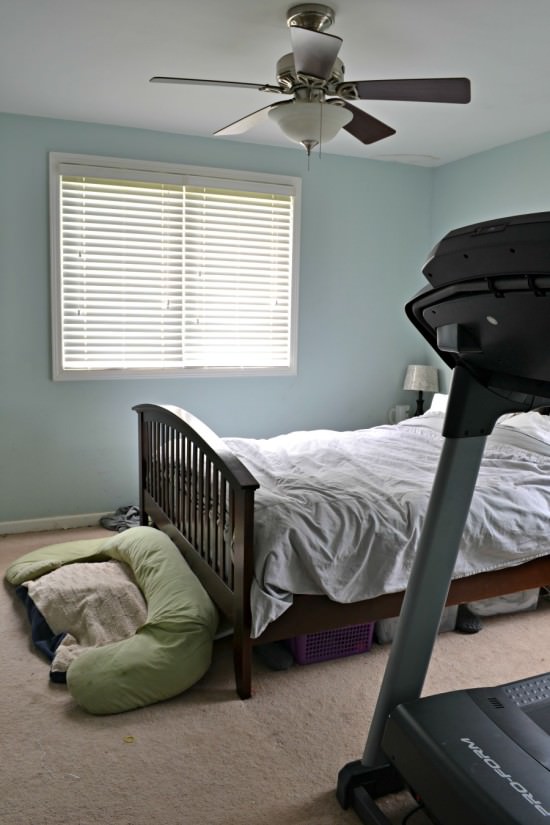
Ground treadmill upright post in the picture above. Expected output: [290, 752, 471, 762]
[362, 430, 487, 767]
[337, 367, 530, 814]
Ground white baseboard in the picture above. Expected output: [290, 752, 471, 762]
[0, 513, 108, 535]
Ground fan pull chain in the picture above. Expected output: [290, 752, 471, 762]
[319, 102, 323, 160]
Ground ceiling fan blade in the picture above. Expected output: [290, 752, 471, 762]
[289, 26, 342, 80]
[150, 76, 282, 93]
[338, 102, 396, 144]
[214, 102, 284, 136]
[351, 77, 471, 104]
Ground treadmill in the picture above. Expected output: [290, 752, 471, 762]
[337, 212, 550, 825]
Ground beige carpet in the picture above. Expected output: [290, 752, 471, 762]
[2, 527, 550, 825]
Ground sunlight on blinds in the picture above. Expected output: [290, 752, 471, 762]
[183, 186, 293, 367]
[56, 166, 296, 375]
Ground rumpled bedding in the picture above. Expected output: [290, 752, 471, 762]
[224, 410, 550, 637]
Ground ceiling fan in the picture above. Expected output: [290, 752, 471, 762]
[150, 3, 471, 156]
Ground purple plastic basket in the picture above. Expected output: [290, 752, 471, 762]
[289, 622, 375, 665]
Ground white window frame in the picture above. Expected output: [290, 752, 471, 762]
[49, 152, 301, 380]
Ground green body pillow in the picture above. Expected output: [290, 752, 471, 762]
[6, 527, 219, 714]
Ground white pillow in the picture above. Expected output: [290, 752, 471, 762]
[429, 393, 448, 413]
[495, 410, 550, 443]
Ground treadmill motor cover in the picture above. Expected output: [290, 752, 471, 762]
[384, 675, 550, 825]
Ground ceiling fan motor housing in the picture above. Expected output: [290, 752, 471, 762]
[276, 52, 345, 92]
[286, 4, 335, 33]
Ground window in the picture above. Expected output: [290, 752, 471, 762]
[49, 153, 300, 380]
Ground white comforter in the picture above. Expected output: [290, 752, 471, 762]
[224, 411, 550, 637]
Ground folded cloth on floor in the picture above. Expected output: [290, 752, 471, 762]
[16, 586, 67, 669]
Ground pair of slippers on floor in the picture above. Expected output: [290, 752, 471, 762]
[100, 505, 141, 532]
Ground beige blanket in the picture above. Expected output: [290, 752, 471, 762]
[24, 560, 147, 676]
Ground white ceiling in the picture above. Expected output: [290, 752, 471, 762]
[2, 0, 550, 166]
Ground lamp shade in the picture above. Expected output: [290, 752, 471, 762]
[403, 364, 439, 393]
[268, 100, 353, 148]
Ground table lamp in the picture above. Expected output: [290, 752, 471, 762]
[403, 364, 439, 416]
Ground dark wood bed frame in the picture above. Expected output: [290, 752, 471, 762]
[134, 402, 550, 699]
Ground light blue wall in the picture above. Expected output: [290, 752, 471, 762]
[431, 131, 550, 242]
[0, 113, 434, 522]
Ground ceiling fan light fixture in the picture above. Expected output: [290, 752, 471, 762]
[268, 100, 352, 152]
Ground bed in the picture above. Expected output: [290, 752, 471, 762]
[133, 399, 550, 698]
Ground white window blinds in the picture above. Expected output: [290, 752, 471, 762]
[50, 155, 299, 379]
